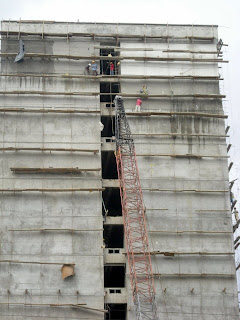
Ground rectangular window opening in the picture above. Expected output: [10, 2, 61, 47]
[105, 303, 127, 320]
[104, 265, 125, 287]
[101, 116, 115, 138]
[104, 225, 124, 248]
[101, 151, 118, 179]
[102, 188, 122, 217]
[100, 82, 120, 103]
[100, 44, 120, 76]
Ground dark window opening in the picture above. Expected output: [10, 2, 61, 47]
[106, 103, 114, 108]
[105, 303, 127, 320]
[102, 188, 122, 217]
[102, 151, 118, 179]
[104, 225, 124, 248]
[109, 249, 120, 254]
[100, 45, 119, 75]
[100, 82, 120, 103]
[101, 116, 115, 137]
[104, 265, 125, 287]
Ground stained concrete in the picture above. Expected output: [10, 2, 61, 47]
[0, 21, 238, 320]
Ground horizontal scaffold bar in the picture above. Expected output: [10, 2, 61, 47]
[0, 302, 107, 313]
[133, 133, 229, 138]
[0, 188, 104, 192]
[149, 230, 231, 234]
[0, 30, 217, 42]
[0, 108, 99, 114]
[0, 91, 226, 99]
[0, 73, 222, 81]
[10, 167, 101, 174]
[9, 228, 103, 231]
[0, 52, 228, 63]
[95, 46, 222, 54]
[153, 273, 235, 277]
[120, 93, 226, 98]
[163, 49, 221, 54]
[127, 251, 234, 256]
[142, 188, 228, 192]
[0, 260, 74, 265]
[129, 111, 227, 118]
[0, 147, 99, 153]
[137, 154, 228, 159]
[0, 108, 226, 119]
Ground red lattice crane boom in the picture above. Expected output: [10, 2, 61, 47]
[115, 96, 158, 320]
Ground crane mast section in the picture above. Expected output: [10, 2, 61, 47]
[115, 96, 158, 320]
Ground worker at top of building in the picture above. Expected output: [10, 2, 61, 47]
[108, 53, 112, 57]
[140, 84, 148, 95]
[110, 62, 114, 75]
[135, 98, 142, 113]
[233, 207, 239, 222]
[91, 61, 98, 76]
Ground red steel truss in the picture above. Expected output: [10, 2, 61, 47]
[115, 96, 158, 320]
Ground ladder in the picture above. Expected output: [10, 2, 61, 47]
[114, 96, 158, 320]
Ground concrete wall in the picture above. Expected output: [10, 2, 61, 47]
[0, 21, 239, 320]
[0, 21, 104, 320]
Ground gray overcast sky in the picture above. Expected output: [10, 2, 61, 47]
[1, 0, 240, 192]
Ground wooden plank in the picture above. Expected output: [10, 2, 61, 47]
[0, 260, 74, 265]
[10, 167, 101, 174]
[0, 108, 226, 118]
[0, 73, 222, 81]
[0, 147, 99, 153]
[137, 154, 229, 158]
[141, 188, 228, 192]
[0, 52, 228, 63]
[0, 108, 100, 114]
[0, 30, 216, 42]
[132, 133, 228, 137]
[0, 91, 226, 99]
[9, 228, 103, 232]
[128, 111, 227, 118]
[163, 49, 221, 54]
[152, 273, 235, 277]
[149, 230, 231, 234]
[0, 188, 104, 192]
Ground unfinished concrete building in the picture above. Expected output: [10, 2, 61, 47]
[0, 20, 239, 320]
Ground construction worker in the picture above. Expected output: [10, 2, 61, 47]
[135, 98, 142, 113]
[117, 61, 121, 74]
[233, 207, 239, 222]
[110, 62, 114, 75]
[84, 63, 91, 75]
[230, 191, 235, 205]
[99, 121, 104, 131]
[140, 84, 148, 95]
[91, 61, 98, 76]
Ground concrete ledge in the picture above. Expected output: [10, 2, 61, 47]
[104, 288, 127, 304]
[104, 249, 126, 264]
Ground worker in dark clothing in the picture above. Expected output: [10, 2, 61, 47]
[230, 191, 235, 205]
[84, 63, 91, 75]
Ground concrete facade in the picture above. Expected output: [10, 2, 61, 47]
[0, 21, 239, 319]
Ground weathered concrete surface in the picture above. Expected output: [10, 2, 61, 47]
[0, 21, 238, 320]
